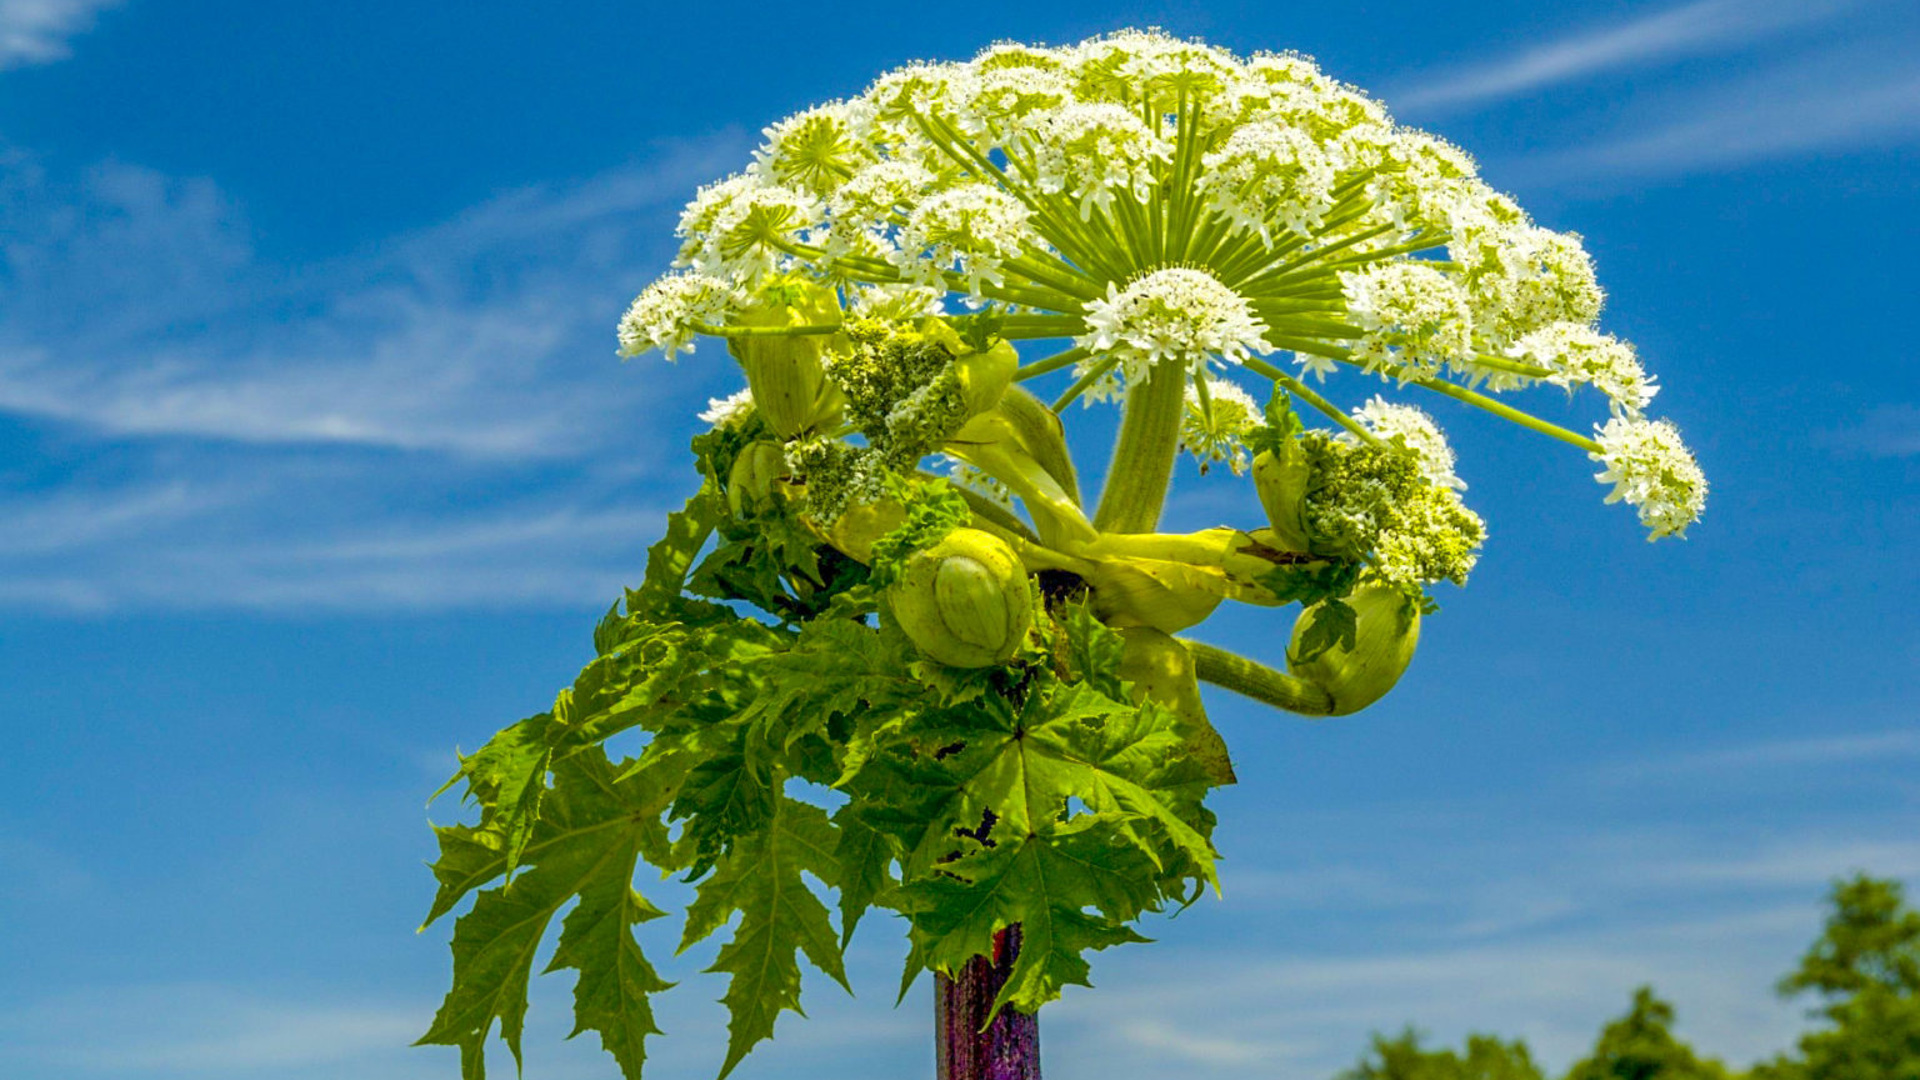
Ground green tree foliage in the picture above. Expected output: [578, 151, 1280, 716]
[1750, 875, 1920, 1080]
[1563, 986, 1736, 1080]
[1337, 1027, 1546, 1080]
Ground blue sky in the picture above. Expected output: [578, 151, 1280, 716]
[0, 1, 1915, 1078]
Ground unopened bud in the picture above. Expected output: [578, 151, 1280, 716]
[889, 528, 1033, 667]
[1286, 583, 1421, 715]
[729, 279, 846, 438]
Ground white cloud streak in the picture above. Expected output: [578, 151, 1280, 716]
[1397, 0, 1856, 112]
[0, 0, 120, 69]
[1516, 55, 1920, 183]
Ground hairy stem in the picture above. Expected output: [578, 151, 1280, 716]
[937, 926, 1040, 1080]
[1092, 363, 1186, 534]
[1182, 639, 1334, 716]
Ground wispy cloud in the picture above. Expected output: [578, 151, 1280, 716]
[0, 985, 425, 1076]
[1820, 403, 1920, 458]
[0, 477, 666, 611]
[0, 140, 742, 458]
[1514, 48, 1920, 183]
[1396, 0, 1856, 112]
[0, 0, 121, 70]
[0, 134, 754, 614]
[1600, 728, 1920, 782]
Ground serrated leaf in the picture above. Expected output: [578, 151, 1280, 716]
[638, 480, 721, 607]
[831, 801, 895, 947]
[436, 713, 554, 879]
[856, 668, 1218, 1013]
[679, 791, 851, 1079]
[419, 750, 674, 1080]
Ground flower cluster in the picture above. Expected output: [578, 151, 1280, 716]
[1180, 376, 1261, 475]
[618, 29, 1705, 543]
[1078, 268, 1269, 393]
[1591, 416, 1708, 540]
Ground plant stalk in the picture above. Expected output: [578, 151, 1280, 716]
[936, 926, 1040, 1080]
[1092, 363, 1186, 534]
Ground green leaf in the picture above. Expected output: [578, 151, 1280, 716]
[679, 789, 851, 1079]
[435, 712, 555, 880]
[866, 478, 971, 588]
[1059, 598, 1127, 700]
[638, 479, 722, 607]
[419, 750, 675, 1080]
[1294, 597, 1359, 661]
[857, 669, 1217, 1013]
[831, 801, 896, 947]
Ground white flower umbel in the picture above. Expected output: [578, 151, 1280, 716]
[826, 160, 936, 254]
[1077, 267, 1269, 391]
[618, 271, 735, 360]
[1591, 416, 1708, 540]
[674, 174, 822, 282]
[894, 183, 1036, 292]
[1181, 376, 1261, 475]
[1512, 322, 1658, 417]
[753, 101, 875, 195]
[1350, 396, 1464, 490]
[1027, 103, 1171, 219]
[698, 387, 756, 428]
[1199, 122, 1336, 240]
[1341, 262, 1474, 377]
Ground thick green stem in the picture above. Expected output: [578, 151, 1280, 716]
[1092, 363, 1186, 534]
[1183, 639, 1334, 716]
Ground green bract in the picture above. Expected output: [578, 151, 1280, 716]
[728, 278, 846, 437]
[889, 527, 1034, 667]
[430, 28, 1710, 1080]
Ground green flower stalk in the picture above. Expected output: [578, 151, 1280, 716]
[425, 29, 1713, 1080]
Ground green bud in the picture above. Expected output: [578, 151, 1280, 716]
[728, 278, 846, 438]
[727, 440, 790, 517]
[889, 528, 1033, 667]
[1286, 583, 1421, 716]
[1252, 442, 1312, 552]
[1116, 627, 1236, 785]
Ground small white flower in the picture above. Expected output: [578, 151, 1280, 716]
[1446, 200, 1604, 348]
[698, 387, 756, 428]
[941, 453, 1018, 511]
[849, 282, 947, 320]
[957, 64, 1075, 137]
[1340, 262, 1474, 377]
[894, 183, 1036, 291]
[1181, 376, 1261, 475]
[1294, 352, 1340, 382]
[1349, 396, 1464, 489]
[1027, 102, 1171, 220]
[826, 159, 936, 251]
[674, 174, 822, 280]
[1198, 121, 1337, 239]
[752, 101, 874, 195]
[1071, 28, 1239, 107]
[1511, 322, 1657, 416]
[1591, 416, 1708, 540]
[1076, 267, 1269, 391]
[617, 271, 734, 360]
[864, 60, 972, 120]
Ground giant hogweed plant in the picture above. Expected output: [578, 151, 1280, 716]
[420, 30, 1707, 1080]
